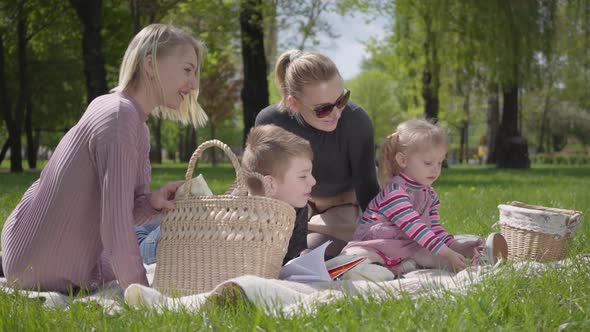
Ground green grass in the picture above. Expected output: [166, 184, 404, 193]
[1, 164, 589, 331]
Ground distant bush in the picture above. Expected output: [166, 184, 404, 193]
[532, 153, 552, 164]
[554, 155, 568, 164]
[530, 153, 589, 165]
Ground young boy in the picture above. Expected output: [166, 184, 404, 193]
[136, 124, 316, 265]
[242, 124, 316, 264]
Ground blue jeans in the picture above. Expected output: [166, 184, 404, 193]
[135, 216, 161, 265]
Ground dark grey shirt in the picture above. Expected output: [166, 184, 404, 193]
[282, 206, 309, 265]
[255, 102, 380, 211]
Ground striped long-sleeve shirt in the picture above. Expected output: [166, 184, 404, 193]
[353, 173, 454, 254]
[1, 92, 158, 292]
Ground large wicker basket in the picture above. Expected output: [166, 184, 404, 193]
[152, 140, 296, 296]
[498, 201, 582, 262]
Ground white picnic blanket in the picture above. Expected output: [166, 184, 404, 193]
[2, 256, 589, 317]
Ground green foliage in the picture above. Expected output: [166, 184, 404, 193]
[165, 0, 243, 149]
[1, 0, 86, 135]
[346, 69, 400, 141]
[349, 0, 588, 158]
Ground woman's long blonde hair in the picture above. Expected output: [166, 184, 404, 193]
[274, 49, 341, 111]
[113, 23, 208, 128]
[379, 119, 448, 185]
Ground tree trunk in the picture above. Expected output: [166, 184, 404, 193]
[0, 138, 10, 165]
[464, 92, 470, 163]
[421, 14, 440, 122]
[180, 126, 197, 162]
[501, 85, 518, 137]
[149, 118, 162, 163]
[10, 9, 28, 173]
[422, 67, 439, 121]
[264, 1, 278, 74]
[70, 0, 108, 104]
[25, 99, 38, 169]
[177, 130, 185, 162]
[537, 93, 551, 153]
[486, 83, 500, 164]
[458, 90, 471, 163]
[129, 0, 142, 33]
[536, 69, 555, 154]
[459, 121, 467, 164]
[0, 35, 18, 171]
[496, 84, 530, 169]
[240, 0, 269, 145]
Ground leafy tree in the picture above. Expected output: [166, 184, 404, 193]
[1, 0, 73, 171]
[263, 0, 340, 71]
[346, 68, 400, 142]
[167, 0, 242, 159]
[199, 53, 242, 165]
[351, 0, 561, 168]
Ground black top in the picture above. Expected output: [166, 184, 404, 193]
[282, 206, 309, 265]
[255, 102, 380, 211]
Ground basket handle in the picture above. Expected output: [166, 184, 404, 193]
[185, 140, 247, 195]
[566, 212, 582, 234]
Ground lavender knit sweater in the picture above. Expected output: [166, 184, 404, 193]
[1, 92, 159, 292]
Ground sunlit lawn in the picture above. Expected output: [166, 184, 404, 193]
[0, 163, 589, 330]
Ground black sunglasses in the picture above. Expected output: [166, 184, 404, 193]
[299, 89, 351, 118]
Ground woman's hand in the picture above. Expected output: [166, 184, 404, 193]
[449, 238, 483, 258]
[149, 180, 185, 211]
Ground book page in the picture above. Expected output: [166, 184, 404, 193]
[279, 241, 332, 281]
[279, 241, 367, 282]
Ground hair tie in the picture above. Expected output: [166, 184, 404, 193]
[289, 51, 303, 63]
[388, 132, 398, 142]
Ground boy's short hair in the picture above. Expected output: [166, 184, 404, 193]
[242, 125, 313, 193]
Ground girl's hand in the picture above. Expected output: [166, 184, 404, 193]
[449, 238, 483, 258]
[149, 180, 185, 210]
[439, 247, 468, 271]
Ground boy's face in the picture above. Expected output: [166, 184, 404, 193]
[272, 157, 316, 208]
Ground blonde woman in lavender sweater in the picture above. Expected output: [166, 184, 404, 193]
[1, 24, 207, 292]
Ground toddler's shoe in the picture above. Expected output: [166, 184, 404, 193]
[483, 232, 508, 266]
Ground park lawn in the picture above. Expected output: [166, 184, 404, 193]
[0, 164, 589, 331]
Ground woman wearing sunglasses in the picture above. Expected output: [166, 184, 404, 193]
[255, 49, 380, 258]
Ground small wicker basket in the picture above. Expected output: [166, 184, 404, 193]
[498, 201, 582, 262]
[152, 140, 296, 296]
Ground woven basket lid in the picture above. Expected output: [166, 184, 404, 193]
[498, 201, 582, 236]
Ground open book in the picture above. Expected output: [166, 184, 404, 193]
[279, 241, 367, 282]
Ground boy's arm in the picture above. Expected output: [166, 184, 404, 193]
[282, 206, 309, 265]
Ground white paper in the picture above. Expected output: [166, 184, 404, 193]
[279, 241, 367, 282]
[279, 241, 333, 282]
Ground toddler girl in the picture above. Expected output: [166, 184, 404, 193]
[341, 119, 497, 275]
